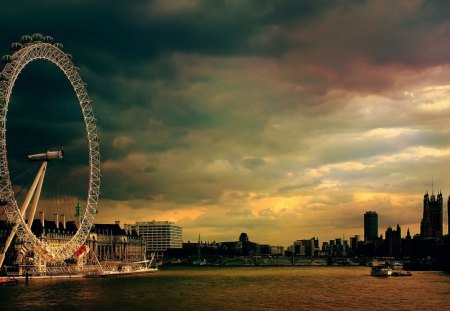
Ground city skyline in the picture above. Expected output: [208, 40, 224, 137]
[2, 1, 450, 246]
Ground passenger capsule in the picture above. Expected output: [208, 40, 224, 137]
[54, 43, 63, 50]
[43, 36, 54, 43]
[66, 53, 73, 60]
[31, 33, 44, 41]
[2, 55, 12, 64]
[28, 149, 64, 161]
[10, 42, 22, 51]
[20, 35, 32, 43]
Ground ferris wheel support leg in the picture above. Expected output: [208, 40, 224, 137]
[0, 162, 47, 268]
[27, 162, 47, 226]
[20, 161, 47, 217]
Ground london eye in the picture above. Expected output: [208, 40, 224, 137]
[0, 33, 100, 266]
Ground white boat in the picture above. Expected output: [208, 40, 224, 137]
[85, 252, 158, 278]
[370, 265, 392, 276]
[85, 266, 158, 278]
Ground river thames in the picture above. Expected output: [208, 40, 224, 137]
[0, 266, 449, 311]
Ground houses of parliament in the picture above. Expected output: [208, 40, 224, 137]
[421, 189, 450, 239]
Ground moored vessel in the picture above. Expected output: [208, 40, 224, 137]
[370, 264, 392, 276]
[85, 252, 158, 278]
[0, 276, 18, 285]
[391, 271, 412, 277]
[84, 265, 158, 278]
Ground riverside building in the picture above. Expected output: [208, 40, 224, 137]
[0, 210, 145, 272]
[125, 221, 183, 258]
[87, 222, 145, 262]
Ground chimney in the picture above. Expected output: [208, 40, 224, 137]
[39, 211, 44, 227]
[115, 220, 120, 227]
[61, 214, 66, 230]
[54, 213, 59, 229]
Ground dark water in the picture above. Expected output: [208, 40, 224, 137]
[1, 266, 449, 311]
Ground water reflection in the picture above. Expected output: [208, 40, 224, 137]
[1, 267, 449, 311]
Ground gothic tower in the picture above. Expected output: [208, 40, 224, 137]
[421, 190, 443, 239]
[420, 192, 432, 238]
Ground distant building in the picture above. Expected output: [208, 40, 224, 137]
[421, 191, 443, 239]
[127, 221, 182, 257]
[385, 224, 401, 257]
[364, 211, 378, 242]
[322, 238, 348, 257]
[293, 240, 305, 256]
[239, 232, 250, 255]
[350, 235, 360, 250]
[293, 238, 319, 256]
[269, 245, 284, 256]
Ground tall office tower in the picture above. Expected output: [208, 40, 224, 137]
[421, 191, 443, 239]
[364, 211, 378, 242]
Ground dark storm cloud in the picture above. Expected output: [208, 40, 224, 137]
[7, 0, 335, 155]
[0, 1, 336, 70]
[2, 1, 449, 88]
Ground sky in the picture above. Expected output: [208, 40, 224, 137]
[1, 0, 450, 246]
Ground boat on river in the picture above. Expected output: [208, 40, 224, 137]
[85, 265, 158, 278]
[0, 276, 18, 285]
[370, 264, 392, 276]
[85, 252, 158, 278]
[391, 271, 412, 277]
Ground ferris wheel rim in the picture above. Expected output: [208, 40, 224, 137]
[0, 35, 100, 261]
